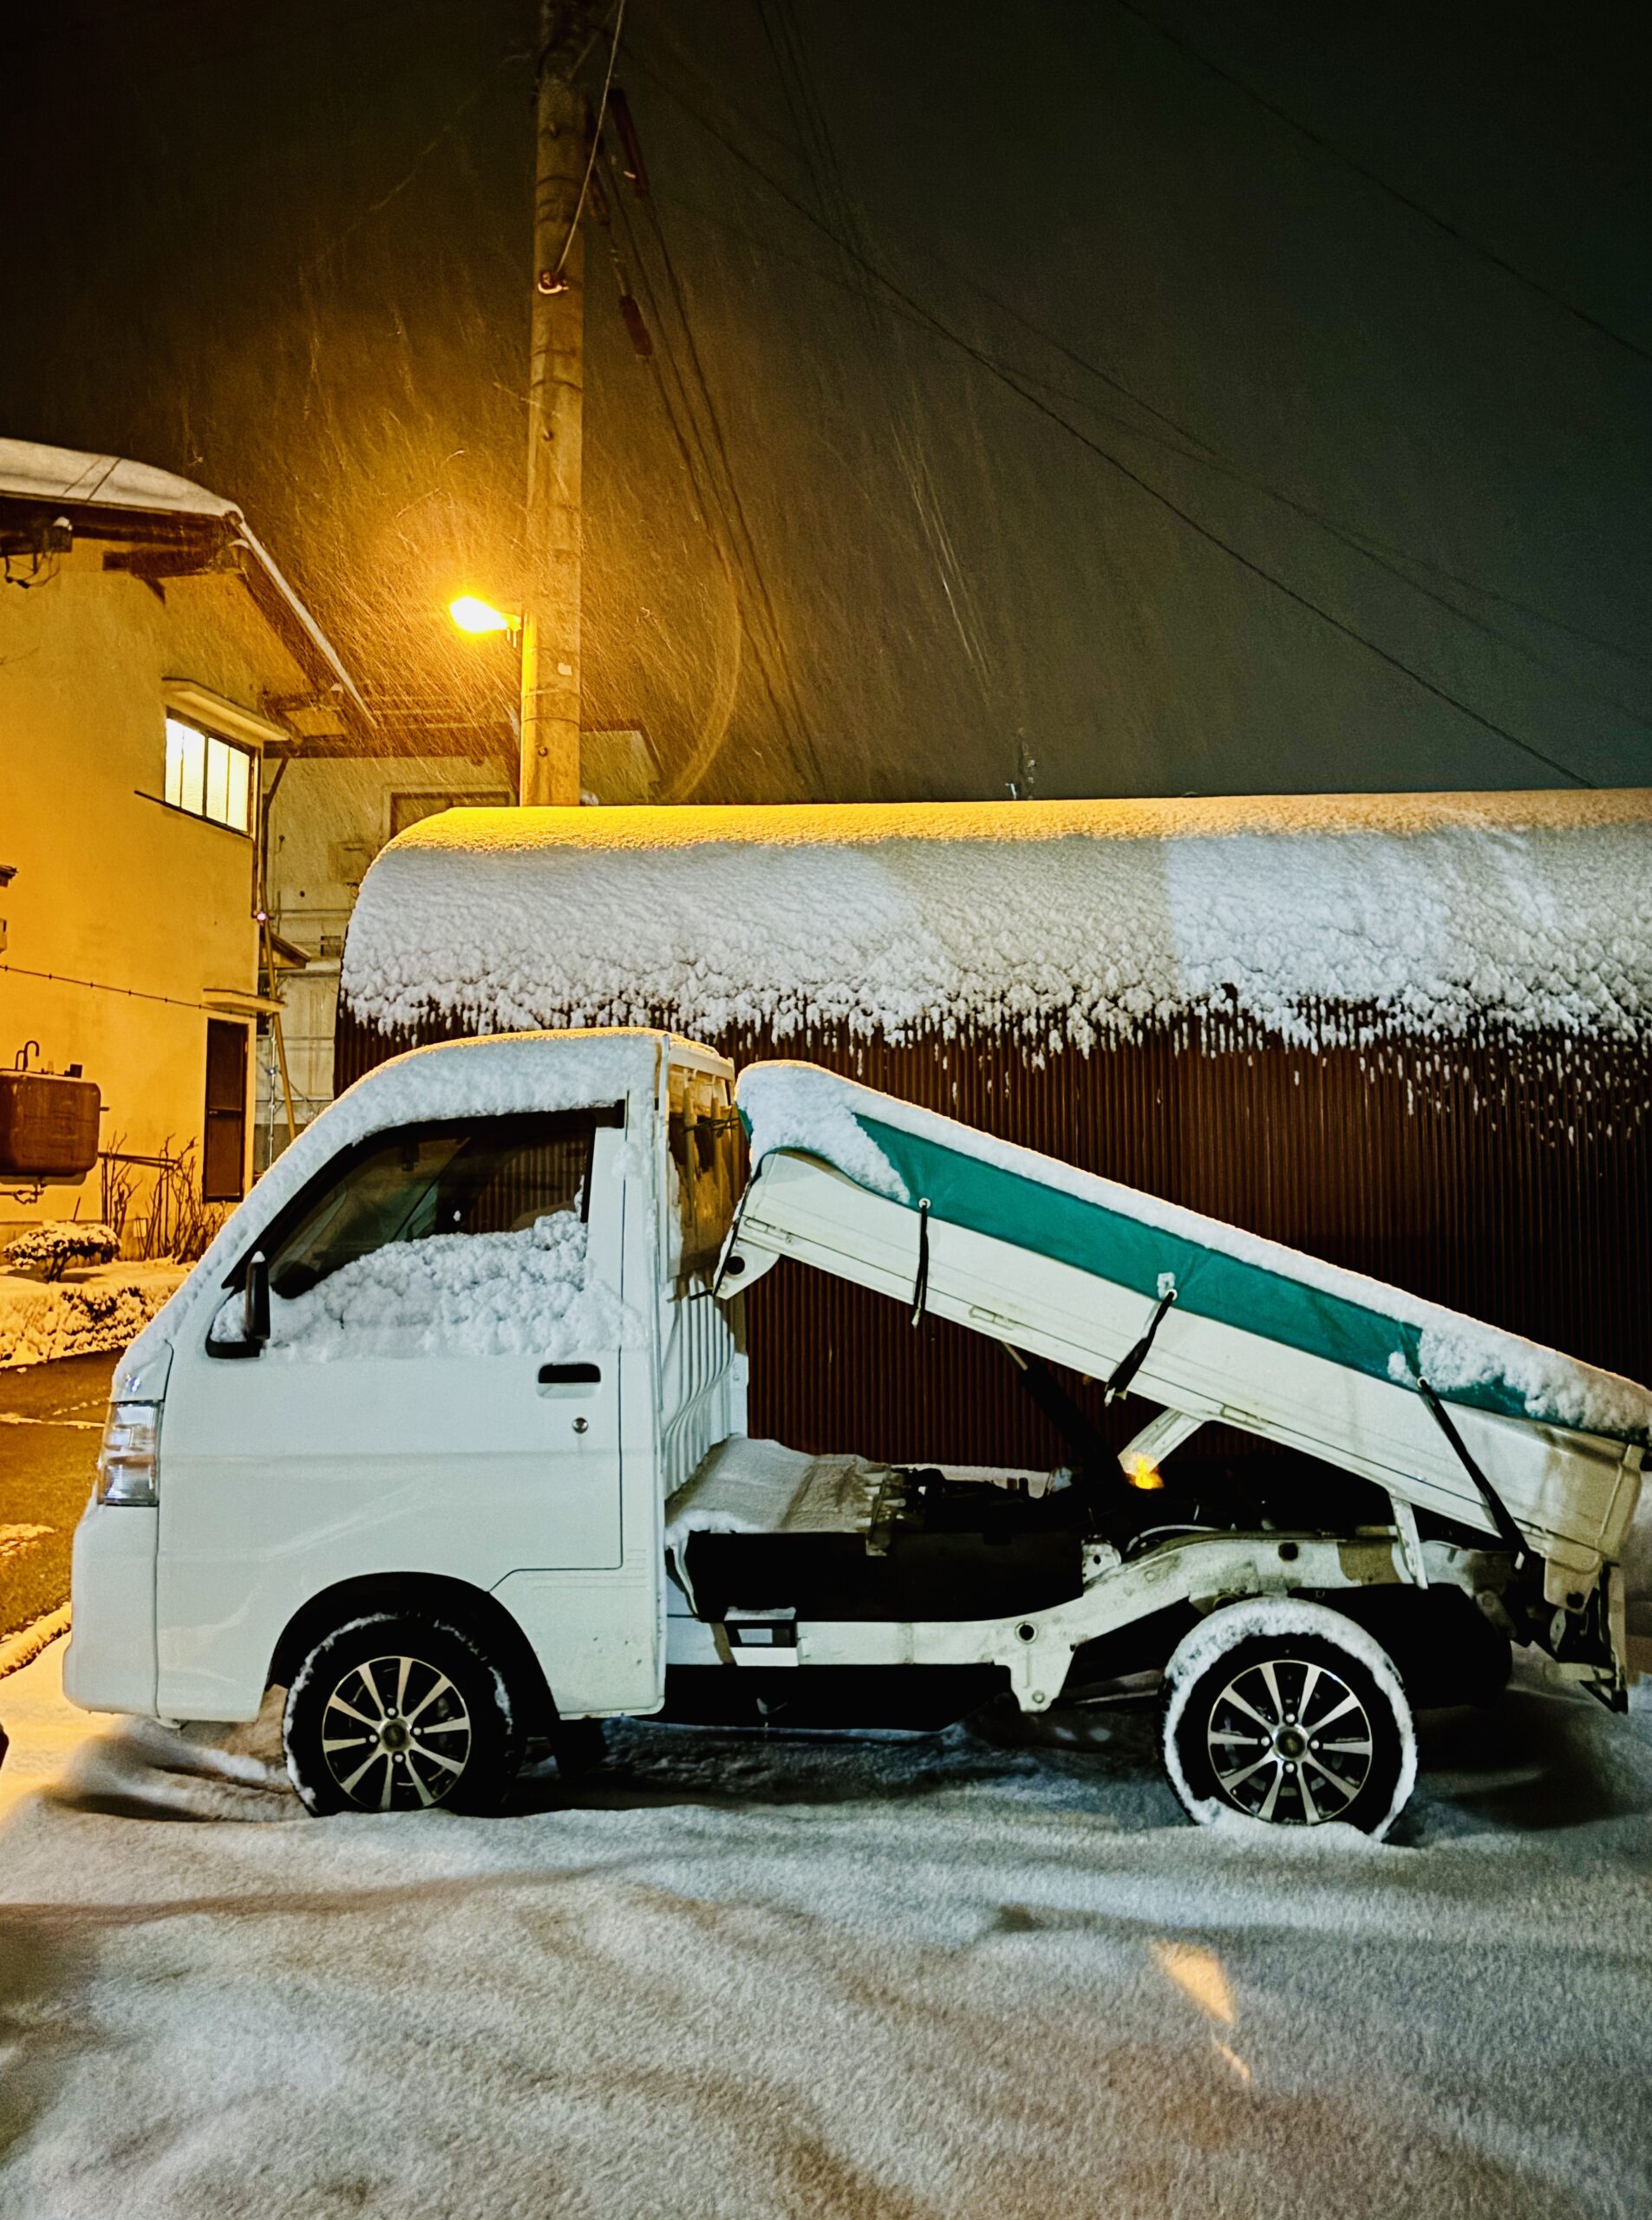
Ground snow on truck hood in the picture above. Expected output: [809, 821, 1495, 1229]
[338, 792, 1652, 1051]
[117, 1031, 669, 1383]
[737, 1061, 1652, 1446]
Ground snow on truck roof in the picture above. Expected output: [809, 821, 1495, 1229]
[341, 791, 1652, 1051]
[738, 1061, 1652, 1445]
[117, 1031, 683, 1381]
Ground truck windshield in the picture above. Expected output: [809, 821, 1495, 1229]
[265, 1111, 606, 1301]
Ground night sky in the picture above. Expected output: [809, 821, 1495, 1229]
[3, 0, 1649, 802]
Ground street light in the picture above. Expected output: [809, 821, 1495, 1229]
[448, 595, 519, 638]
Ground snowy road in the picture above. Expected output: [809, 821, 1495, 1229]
[0, 1355, 113, 1643]
[2, 1641, 1651, 2219]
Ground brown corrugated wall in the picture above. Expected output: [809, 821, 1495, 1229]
[336, 1001, 1649, 1468]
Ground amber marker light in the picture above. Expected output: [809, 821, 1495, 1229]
[1121, 1454, 1166, 1491]
[448, 595, 518, 637]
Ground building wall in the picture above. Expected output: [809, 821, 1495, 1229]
[0, 552, 278, 1241]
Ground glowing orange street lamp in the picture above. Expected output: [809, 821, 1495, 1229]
[448, 595, 520, 639]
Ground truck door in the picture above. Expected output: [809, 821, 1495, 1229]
[155, 1107, 630, 1719]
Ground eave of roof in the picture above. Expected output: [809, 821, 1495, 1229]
[0, 437, 369, 732]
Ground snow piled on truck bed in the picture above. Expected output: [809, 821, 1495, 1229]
[739, 1060, 1652, 1440]
[6, 1636, 1652, 2217]
[340, 791, 1652, 1049]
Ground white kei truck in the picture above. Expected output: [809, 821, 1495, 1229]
[65, 1029, 1645, 1837]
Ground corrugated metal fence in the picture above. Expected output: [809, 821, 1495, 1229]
[337, 1002, 1650, 1468]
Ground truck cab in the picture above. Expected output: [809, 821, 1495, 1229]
[67, 1034, 741, 1786]
[65, 1028, 1642, 1834]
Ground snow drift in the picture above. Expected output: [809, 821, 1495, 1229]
[5, 1634, 1652, 2219]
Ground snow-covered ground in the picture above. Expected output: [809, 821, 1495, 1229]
[3, 1639, 1651, 2217]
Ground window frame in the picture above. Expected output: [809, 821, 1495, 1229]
[219, 1104, 627, 1298]
[163, 713, 260, 837]
[667, 1068, 742, 1292]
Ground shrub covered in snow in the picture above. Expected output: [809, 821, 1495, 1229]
[5, 1222, 121, 1283]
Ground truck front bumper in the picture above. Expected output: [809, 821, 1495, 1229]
[62, 1501, 159, 1715]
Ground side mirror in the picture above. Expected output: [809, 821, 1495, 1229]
[206, 1251, 271, 1361]
[245, 1252, 271, 1348]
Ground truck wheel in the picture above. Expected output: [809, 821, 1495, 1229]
[1161, 1599, 1415, 1838]
[284, 1611, 519, 1817]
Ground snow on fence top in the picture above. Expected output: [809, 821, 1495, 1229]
[341, 790, 1652, 1053]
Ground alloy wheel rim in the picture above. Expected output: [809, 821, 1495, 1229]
[1204, 1655, 1374, 1825]
[320, 1653, 473, 1811]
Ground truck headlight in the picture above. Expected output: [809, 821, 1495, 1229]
[96, 1401, 160, 1506]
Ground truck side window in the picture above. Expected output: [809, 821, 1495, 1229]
[265, 1110, 610, 1301]
[667, 1071, 742, 1289]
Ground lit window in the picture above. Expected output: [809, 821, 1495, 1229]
[164, 717, 257, 834]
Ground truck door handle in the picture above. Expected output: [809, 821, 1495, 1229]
[538, 1361, 601, 1386]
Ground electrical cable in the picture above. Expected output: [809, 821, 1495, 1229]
[637, 32, 1652, 678]
[866, 218, 1652, 676]
[663, 177, 1652, 729]
[541, 0, 627, 289]
[749, 0, 1652, 760]
[638, 203, 821, 780]
[1109, 0, 1652, 372]
[758, 0, 998, 717]
[622, 157, 828, 789]
[303, 50, 520, 283]
[632, 61, 1612, 788]
[607, 166, 808, 792]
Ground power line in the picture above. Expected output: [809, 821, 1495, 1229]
[858, 224, 1652, 676]
[0, 962, 231, 1015]
[606, 153, 822, 793]
[630, 57, 1603, 788]
[1109, 0, 1652, 371]
[662, 182, 1652, 742]
[756, 0, 998, 710]
[543, 0, 627, 288]
[632, 38, 1652, 681]
[642, 29, 1652, 678]
[635, 193, 826, 789]
[302, 49, 522, 283]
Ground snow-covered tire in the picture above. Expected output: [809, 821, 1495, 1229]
[284, 1611, 520, 1817]
[1161, 1599, 1416, 1839]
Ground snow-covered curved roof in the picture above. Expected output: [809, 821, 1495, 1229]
[0, 436, 364, 717]
[340, 790, 1652, 1051]
[0, 439, 238, 519]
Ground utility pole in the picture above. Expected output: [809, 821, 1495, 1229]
[521, 2, 611, 806]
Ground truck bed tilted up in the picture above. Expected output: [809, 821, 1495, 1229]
[726, 1063, 1646, 1625]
